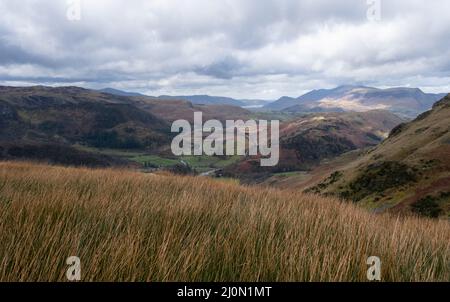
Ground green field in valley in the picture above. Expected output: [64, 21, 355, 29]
[73, 144, 242, 173]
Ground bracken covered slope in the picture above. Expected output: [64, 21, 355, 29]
[307, 94, 450, 218]
[222, 110, 403, 180]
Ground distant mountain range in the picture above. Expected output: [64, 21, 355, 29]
[100, 85, 447, 118]
[264, 85, 446, 118]
[99, 88, 268, 108]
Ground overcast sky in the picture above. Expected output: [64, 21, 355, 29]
[0, 0, 449, 99]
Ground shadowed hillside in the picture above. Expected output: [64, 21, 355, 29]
[0, 85, 258, 168]
[0, 86, 173, 166]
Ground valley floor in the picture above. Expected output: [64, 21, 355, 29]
[0, 161, 448, 281]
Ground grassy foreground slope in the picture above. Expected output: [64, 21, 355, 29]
[0, 161, 448, 282]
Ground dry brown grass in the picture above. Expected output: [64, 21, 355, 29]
[0, 161, 448, 282]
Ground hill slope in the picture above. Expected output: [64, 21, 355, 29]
[0, 86, 171, 166]
[222, 110, 404, 180]
[0, 86, 170, 145]
[0, 161, 448, 281]
[306, 94, 450, 218]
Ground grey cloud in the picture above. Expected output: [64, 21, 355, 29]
[0, 0, 449, 99]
